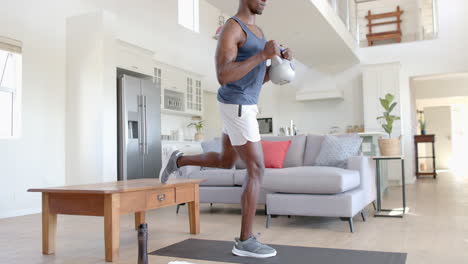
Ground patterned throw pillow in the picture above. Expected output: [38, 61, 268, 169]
[314, 134, 363, 168]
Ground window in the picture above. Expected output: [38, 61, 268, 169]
[178, 0, 199, 32]
[0, 37, 22, 139]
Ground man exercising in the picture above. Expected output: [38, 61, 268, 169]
[160, 0, 292, 258]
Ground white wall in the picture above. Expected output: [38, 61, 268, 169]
[451, 104, 468, 173]
[91, 0, 223, 92]
[0, 0, 225, 218]
[66, 11, 118, 185]
[360, 0, 468, 183]
[161, 114, 198, 141]
[424, 106, 452, 169]
[413, 76, 468, 99]
[272, 64, 364, 135]
[0, 1, 97, 218]
[202, 91, 223, 140]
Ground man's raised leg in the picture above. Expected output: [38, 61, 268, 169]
[160, 134, 238, 183]
[177, 134, 238, 168]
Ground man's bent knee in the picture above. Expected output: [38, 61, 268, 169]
[246, 161, 264, 180]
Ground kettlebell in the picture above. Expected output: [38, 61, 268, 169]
[269, 52, 295, 85]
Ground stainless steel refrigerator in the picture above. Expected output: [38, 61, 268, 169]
[117, 71, 161, 180]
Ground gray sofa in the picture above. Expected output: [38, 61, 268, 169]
[178, 134, 376, 232]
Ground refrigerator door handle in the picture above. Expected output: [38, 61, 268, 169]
[143, 95, 148, 155]
[138, 94, 144, 154]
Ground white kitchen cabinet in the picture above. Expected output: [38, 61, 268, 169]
[116, 40, 154, 76]
[362, 62, 401, 133]
[195, 79, 203, 113]
[161, 65, 184, 93]
[156, 60, 204, 116]
[185, 76, 203, 116]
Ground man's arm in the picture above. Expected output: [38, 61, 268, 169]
[215, 20, 279, 86]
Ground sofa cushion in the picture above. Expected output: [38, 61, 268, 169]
[315, 134, 363, 168]
[261, 166, 360, 194]
[233, 168, 276, 186]
[261, 135, 306, 168]
[234, 169, 247, 185]
[261, 140, 291, 168]
[303, 134, 325, 166]
[190, 169, 235, 186]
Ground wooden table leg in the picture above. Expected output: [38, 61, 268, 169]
[42, 193, 57, 255]
[134, 211, 146, 230]
[187, 184, 200, 234]
[104, 194, 120, 262]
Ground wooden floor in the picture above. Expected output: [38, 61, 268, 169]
[1, 171, 467, 264]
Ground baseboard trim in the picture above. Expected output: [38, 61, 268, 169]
[0, 207, 41, 219]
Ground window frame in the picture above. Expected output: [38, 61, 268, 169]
[0, 37, 22, 140]
[178, 0, 200, 33]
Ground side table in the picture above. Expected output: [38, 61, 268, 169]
[414, 134, 437, 178]
[373, 156, 406, 218]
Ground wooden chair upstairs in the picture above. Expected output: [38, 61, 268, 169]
[366, 6, 404, 46]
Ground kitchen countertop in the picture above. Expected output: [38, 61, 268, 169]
[162, 140, 202, 144]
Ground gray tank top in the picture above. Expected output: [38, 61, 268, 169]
[217, 16, 267, 105]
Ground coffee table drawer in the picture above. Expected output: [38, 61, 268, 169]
[146, 188, 175, 209]
[176, 186, 195, 203]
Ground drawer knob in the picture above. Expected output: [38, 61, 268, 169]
[157, 194, 166, 201]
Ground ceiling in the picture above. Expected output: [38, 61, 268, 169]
[205, 0, 360, 72]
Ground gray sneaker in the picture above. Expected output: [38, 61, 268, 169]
[232, 237, 277, 258]
[160, 150, 183, 184]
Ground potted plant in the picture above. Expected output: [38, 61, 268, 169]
[188, 120, 204, 141]
[376, 93, 401, 156]
[417, 110, 427, 135]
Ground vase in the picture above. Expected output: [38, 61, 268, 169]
[378, 137, 401, 156]
[421, 129, 426, 135]
[195, 132, 204, 142]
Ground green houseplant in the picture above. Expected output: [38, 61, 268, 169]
[417, 110, 426, 135]
[188, 120, 204, 141]
[376, 93, 401, 156]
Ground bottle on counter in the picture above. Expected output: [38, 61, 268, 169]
[178, 129, 184, 142]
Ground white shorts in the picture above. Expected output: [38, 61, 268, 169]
[218, 102, 261, 146]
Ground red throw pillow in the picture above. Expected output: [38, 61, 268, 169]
[261, 140, 292, 168]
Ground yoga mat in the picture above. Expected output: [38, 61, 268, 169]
[150, 239, 407, 264]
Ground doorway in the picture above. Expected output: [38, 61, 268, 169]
[411, 72, 468, 175]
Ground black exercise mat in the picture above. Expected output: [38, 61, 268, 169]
[150, 239, 407, 264]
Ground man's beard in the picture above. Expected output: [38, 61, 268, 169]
[254, 7, 263, 15]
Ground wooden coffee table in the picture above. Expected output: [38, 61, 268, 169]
[28, 179, 205, 262]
